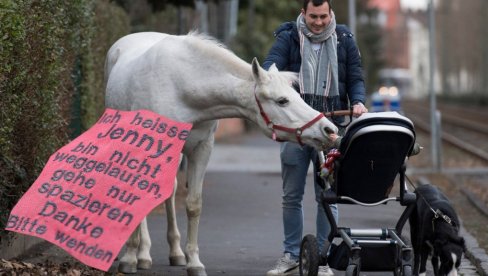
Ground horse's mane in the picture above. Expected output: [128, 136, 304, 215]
[187, 30, 228, 50]
[274, 70, 299, 84]
[184, 31, 252, 77]
[183, 31, 298, 85]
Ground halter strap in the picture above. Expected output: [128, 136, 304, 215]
[254, 94, 325, 146]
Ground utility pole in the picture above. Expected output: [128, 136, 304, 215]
[429, 0, 441, 172]
[348, 0, 356, 36]
[195, 0, 208, 33]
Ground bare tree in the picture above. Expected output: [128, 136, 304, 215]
[437, 0, 486, 96]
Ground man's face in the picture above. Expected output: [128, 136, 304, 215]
[301, 1, 331, 34]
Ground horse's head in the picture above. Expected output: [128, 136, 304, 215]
[251, 58, 338, 150]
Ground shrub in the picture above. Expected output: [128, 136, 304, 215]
[0, 0, 129, 246]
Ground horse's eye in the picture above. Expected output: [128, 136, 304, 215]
[276, 97, 289, 106]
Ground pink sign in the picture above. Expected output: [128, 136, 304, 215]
[6, 109, 192, 271]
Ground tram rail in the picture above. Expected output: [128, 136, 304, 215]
[402, 100, 488, 164]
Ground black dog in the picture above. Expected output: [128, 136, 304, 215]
[409, 184, 466, 276]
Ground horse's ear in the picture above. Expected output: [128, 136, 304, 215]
[269, 63, 279, 73]
[251, 57, 266, 84]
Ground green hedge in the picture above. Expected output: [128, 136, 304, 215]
[80, 0, 130, 130]
[0, 0, 130, 246]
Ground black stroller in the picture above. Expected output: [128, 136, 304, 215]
[299, 111, 417, 276]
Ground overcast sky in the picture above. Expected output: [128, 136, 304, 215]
[400, 0, 428, 11]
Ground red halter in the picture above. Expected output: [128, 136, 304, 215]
[254, 94, 325, 146]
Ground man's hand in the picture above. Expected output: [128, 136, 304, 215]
[352, 102, 368, 117]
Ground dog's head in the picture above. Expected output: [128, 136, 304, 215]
[433, 231, 466, 276]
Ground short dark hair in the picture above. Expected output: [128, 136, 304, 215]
[303, 0, 332, 11]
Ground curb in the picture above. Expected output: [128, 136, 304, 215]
[461, 226, 488, 276]
[0, 234, 43, 260]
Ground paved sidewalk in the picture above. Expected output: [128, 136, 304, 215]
[12, 131, 487, 275]
[205, 131, 485, 276]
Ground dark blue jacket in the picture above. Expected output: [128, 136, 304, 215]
[263, 22, 366, 110]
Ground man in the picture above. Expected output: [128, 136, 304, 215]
[263, 0, 368, 275]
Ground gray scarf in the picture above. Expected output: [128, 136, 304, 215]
[297, 12, 339, 112]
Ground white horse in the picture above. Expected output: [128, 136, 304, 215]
[104, 32, 338, 275]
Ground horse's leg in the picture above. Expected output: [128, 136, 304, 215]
[184, 136, 215, 276]
[119, 223, 142, 273]
[166, 175, 186, 266]
[136, 218, 152, 269]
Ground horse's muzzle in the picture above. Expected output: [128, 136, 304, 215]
[324, 127, 335, 135]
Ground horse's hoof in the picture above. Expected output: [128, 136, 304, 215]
[169, 256, 186, 266]
[187, 267, 207, 276]
[187, 268, 207, 276]
[118, 262, 137, 274]
[137, 259, 152, 270]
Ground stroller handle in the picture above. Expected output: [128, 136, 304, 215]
[323, 109, 354, 129]
[323, 110, 353, 118]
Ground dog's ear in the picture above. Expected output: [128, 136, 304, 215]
[448, 233, 466, 252]
[459, 237, 466, 252]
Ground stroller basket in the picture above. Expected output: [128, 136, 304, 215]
[328, 239, 397, 271]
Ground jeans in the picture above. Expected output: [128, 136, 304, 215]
[280, 141, 339, 260]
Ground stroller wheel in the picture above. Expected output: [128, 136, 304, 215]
[345, 264, 358, 276]
[346, 264, 359, 276]
[402, 265, 412, 276]
[299, 234, 319, 276]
